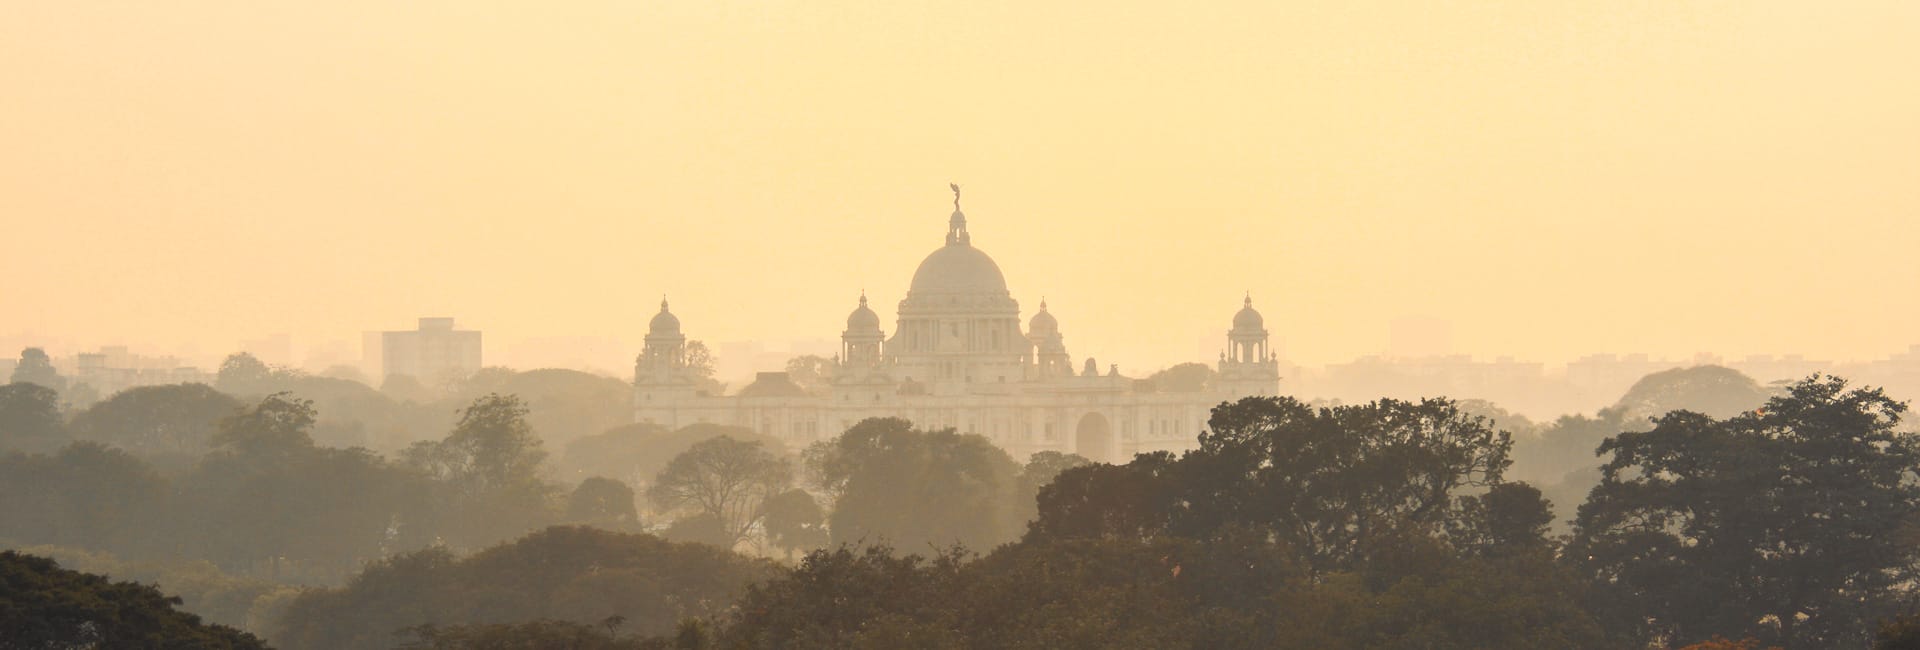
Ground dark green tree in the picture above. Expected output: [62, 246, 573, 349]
[568, 476, 639, 525]
[761, 489, 827, 559]
[1446, 482, 1557, 558]
[0, 551, 267, 649]
[0, 381, 67, 453]
[1569, 375, 1920, 648]
[273, 526, 772, 650]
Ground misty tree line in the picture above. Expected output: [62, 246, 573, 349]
[8, 345, 1920, 648]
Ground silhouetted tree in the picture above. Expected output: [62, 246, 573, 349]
[568, 476, 639, 526]
[649, 436, 791, 547]
[1007, 450, 1091, 531]
[760, 489, 827, 559]
[0, 442, 165, 555]
[816, 418, 1023, 550]
[273, 526, 772, 650]
[0, 381, 67, 453]
[0, 551, 267, 648]
[1446, 482, 1557, 558]
[403, 393, 559, 549]
[1569, 375, 1920, 648]
[176, 393, 432, 578]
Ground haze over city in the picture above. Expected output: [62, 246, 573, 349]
[9, 2, 1920, 649]
[6, 1, 1919, 373]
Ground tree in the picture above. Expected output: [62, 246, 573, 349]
[784, 355, 835, 395]
[211, 392, 316, 456]
[1145, 362, 1214, 392]
[1007, 451, 1090, 530]
[396, 619, 664, 649]
[0, 442, 166, 555]
[215, 352, 275, 395]
[0, 551, 267, 649]
[68, 383, 241, 458]
[0, 381, 67, 453]
[1029, 455, 1178, 542]
[661, 512, 736, 549]
[11, 347, 65, 392]
[403, 393, 558, 549]
[1606, 364, 1768, 427]
[684, 341, 716, 380]
[723, 544, 967, 650]
[1188, 396, 1511, 574]
[648, 436, 792, 547]
[175, 393, 433, 578]
[760, 489, 827, 559]
[407, 393, 549, 495]
[272, 526, 773, 650]
[568, 477, 639, 525]
[818, 418, 1023, 550]
[1445, 482, 1556, 558]
[560, 422, 780, 488]
[1569, 375, 1920, 648]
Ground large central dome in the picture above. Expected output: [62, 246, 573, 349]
[909, 242, 1009, 295]
[906, 205, 1010, 296]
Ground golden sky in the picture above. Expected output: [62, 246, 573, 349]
[3, 1, 1917, 372]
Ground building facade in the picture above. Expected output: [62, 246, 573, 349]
[380, 317, 483, 384]
[633, 194, 1280, 462]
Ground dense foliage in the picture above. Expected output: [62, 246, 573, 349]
[0, 550, 267, 649]
[272, 526, 773, 650]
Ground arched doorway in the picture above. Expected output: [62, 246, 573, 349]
[1074, 412, 1114, 464]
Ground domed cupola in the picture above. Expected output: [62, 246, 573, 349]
[841, 292, 886, 370]
[1232, 294, 1264, 332]
[846, 292, 881, 331]
[649, 298, 682, 335]
[905, 184, 1013, 299]
[1029, 299, 1058, 333]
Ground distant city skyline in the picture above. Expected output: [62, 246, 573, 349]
[5, 2, 1919, 375]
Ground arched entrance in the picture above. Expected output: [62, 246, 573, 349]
[1074, 412, 1114, 464]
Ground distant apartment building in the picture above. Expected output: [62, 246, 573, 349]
[65, 346, 211, 396]
[380, 318, 482, 384]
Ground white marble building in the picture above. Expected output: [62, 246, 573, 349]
[633, 193, 1280, 462]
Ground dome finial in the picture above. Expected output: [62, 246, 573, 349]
[946, 183, 969, 246]
[661, 295, 670, 312]
[1244, 291, 1252, 307]
[858, 290, 868, 306]
[1040, 296, 1048, 310]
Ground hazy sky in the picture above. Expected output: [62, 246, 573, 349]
[3, 1, 1917, 373]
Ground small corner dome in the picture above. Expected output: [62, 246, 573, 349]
[650, 299, 681, 334]
[847, 294, 881, 331]
[1029, 302, 1058, 332]
[1233, 296, 1264, 330]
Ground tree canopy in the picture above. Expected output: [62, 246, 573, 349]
[0, 550, 267, 649]
[1570, 374, 1920, 648]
